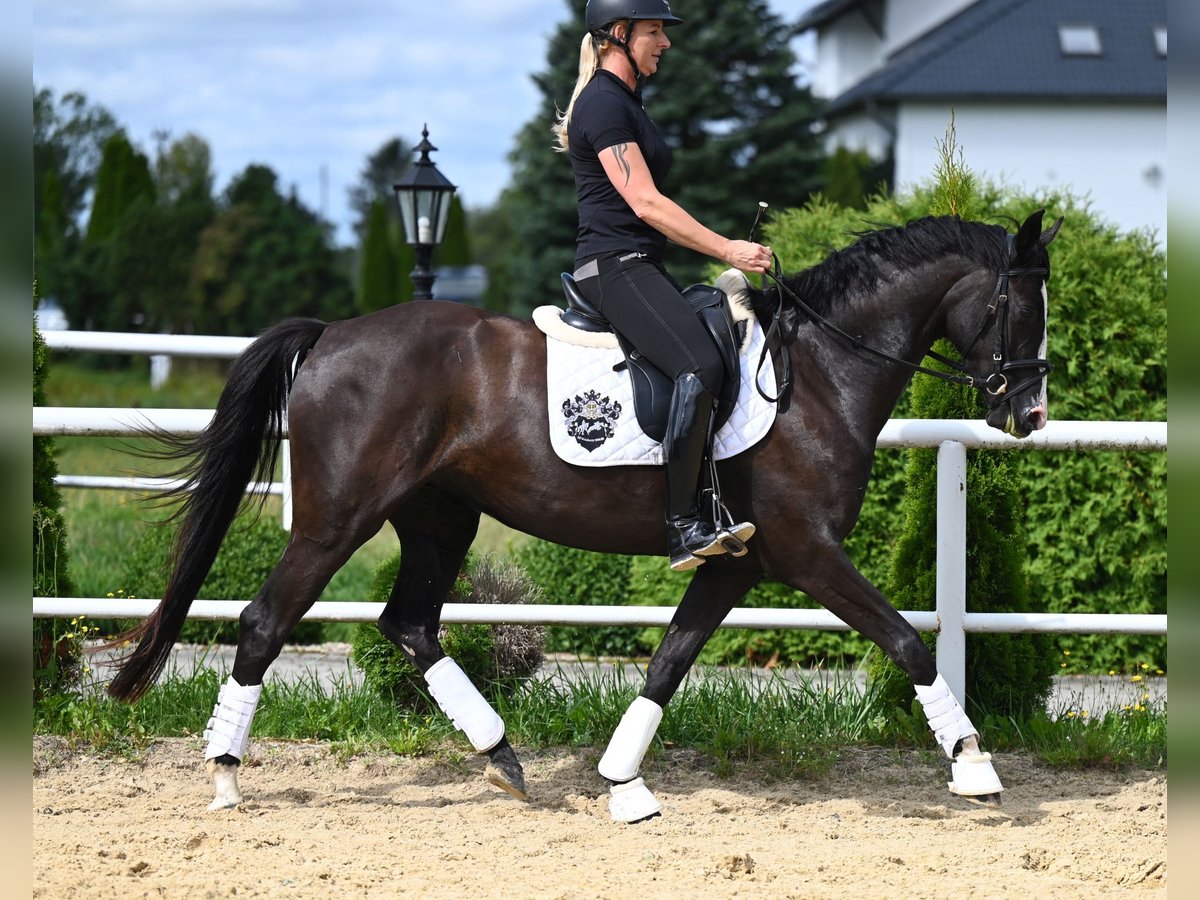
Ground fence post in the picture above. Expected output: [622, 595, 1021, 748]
[149, 354, 172, 389]
[936, 440, 968, 704]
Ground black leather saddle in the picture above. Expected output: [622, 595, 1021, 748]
[559, 272, 745, 443]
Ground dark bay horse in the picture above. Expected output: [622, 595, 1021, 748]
[107, 210, 1061, 821]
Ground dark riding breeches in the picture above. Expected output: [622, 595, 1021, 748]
[574, 252, 725, 398]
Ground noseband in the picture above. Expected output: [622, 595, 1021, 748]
[756, 233, 1051, 406]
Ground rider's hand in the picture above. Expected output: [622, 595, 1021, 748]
[724, 240, 773, 274]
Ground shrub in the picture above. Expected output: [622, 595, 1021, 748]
[755, 183, 1165, 675]
[514, 540, 647, 657]
[34, 309, 79, 698]
[119, 512, 328, 644]
[351, 552, 545, 708]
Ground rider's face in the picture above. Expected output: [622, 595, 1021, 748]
[625, 20, 671, 77]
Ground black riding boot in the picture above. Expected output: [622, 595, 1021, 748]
[664, 373, 725, 572]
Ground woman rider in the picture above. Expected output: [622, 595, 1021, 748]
[555, 0, 773, 572]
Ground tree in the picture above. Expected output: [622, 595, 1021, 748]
[33, 88, 118, 315]
[359, 200, 399, 313]
[347, 136, 414, 241]
[495, 0, 825, 316]
[187, 164, 353, 335]
[86, 132, 156, 244]
[439, 195, 472, 267]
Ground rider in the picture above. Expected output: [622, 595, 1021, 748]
[555, 0, 773, 572]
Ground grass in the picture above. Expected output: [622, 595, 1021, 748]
[33, 660, 1167, 777]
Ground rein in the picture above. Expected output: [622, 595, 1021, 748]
[752, 234, 1051, 406]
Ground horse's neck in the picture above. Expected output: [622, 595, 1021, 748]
[791, 260, 966, 434]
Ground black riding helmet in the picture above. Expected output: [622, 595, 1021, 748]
[586, 0, 683, 85]
[585, 0, 683, 31]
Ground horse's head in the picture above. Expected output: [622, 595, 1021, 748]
[951, 209, 1063, 438]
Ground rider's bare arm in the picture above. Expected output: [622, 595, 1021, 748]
[600, 142, 771, 273]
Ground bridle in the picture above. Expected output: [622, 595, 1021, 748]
[754, 233, 1051, 408]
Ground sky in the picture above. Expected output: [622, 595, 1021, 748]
[33, 0, 818, 247]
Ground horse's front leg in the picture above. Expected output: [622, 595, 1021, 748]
[778, 543, 1003, 802]
[598, 565, 759, 823]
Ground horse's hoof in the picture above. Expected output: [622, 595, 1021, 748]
[962, 791, 1003, 807]
[947, 751, 1004, 800]
[485, 762, 528, 801]
[484, 742, 528, 800]
[206, 759, 244, 810]
[608, 777, 662, 823]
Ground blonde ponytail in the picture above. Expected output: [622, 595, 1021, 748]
[553, 34, 605, 152]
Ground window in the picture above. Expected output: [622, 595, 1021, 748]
[1058, 24, 1102, 56]
[1153, 26, 1167, 58]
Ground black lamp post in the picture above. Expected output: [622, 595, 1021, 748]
[392, 125, 457, 300]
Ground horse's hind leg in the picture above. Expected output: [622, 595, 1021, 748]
[377, 491, 527, 800]
[599, 565, 760, 823]
[205, 522, 378, 810]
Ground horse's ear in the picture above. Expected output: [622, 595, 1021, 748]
[1039, 215, 1064, 247]
[1014, 209, 1046, 255]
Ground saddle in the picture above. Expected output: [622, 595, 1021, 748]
[556, 272, 745, 443]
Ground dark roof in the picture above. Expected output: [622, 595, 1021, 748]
[823, 0, 1166, 112]
[793, 0, 871, 34]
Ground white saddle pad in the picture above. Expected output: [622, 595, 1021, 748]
[543, 315, 777, 467]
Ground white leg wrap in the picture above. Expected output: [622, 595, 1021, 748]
[914, 674, 978, 759]
[424, 657, 505, 752]
[598, 696, 663, 783]
[204, 677, 262, 762]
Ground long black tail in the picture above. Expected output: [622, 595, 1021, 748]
[106, 317, 328, 701]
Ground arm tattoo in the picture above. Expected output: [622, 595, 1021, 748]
[611, 143, 632, 187]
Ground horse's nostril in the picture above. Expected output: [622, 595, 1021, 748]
[1028, 407, 1047, 430]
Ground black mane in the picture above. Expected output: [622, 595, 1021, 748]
[771, 215, 1010, 317]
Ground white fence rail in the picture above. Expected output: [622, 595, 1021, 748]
[36, 330, 1168, 704]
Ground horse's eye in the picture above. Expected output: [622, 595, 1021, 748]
[1016, 305, 1034, 319]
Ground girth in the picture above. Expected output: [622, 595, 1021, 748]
[559, 272, 744, 443]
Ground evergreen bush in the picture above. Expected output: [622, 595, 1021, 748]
[351, 552, 545, 707]
[514, 541, 646, 657]
[34, 310, 79, 697]
[752, 185, 1165, 676]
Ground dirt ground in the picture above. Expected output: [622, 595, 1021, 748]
[33, 736, 1166, 898]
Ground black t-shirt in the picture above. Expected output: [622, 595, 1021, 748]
[568, 70, 673, 266]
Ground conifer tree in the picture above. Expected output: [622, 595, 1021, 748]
[359, 200, 399, 313]
[438, 196, 472, 268]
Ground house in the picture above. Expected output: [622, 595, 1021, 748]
[795, 0, 1167, 240]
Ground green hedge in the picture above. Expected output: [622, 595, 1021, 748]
[515, 540, 872, 666]
[119, 513, 328, 644]
[351, 552, 545, 708]
[34, 310, 79, 697]
[757, 186, 1166, 674]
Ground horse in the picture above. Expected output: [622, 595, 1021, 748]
[105, 209, 1061, 823]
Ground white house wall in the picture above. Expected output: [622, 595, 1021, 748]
[882, 0, 974, 57]
[894, 102, 1166, 241]
[812, 14, 885, 99]
[824, 111, 894, 161]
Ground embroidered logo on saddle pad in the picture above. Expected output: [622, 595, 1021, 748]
[562, 390, 623, 451]
[536, 313, 778, 467]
